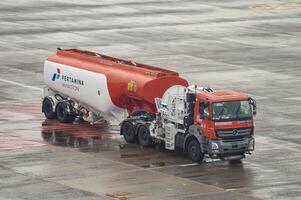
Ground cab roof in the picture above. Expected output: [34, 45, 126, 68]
[197, 90, 250, 102]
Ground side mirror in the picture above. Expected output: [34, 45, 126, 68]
[199, 102, 210, 119]
[199, 103, 205, 119]
[249, 98, 257, 116]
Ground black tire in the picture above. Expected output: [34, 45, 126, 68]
[56, 102, 76, 123]
[187, 139, 204, 162]
[42, 98, 57, 119]
[121, 121, 137, 143]
[41, 131, 52, 140]
[138, 125, 153, 147]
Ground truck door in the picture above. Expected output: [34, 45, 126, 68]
[196, 101, 214, 138]
[199, 102, 210, 127]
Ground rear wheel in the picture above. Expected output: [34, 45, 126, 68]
[138, 125, 153, 147]
[42, 98, 57, 119]
[121, 121, 136, 143]
[56, 102, 76, 123]
[187, 139, 204, 162]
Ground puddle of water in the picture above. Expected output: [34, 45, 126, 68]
[41, 119, 117, 150]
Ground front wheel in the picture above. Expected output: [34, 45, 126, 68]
[187, 140, 204, 162]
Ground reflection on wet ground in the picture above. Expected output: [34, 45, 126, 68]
[37, 117, 299, 200]
[0, 99, 300, 200]
[40, 118, 189, 167]
[40, 119, 244, 165]
[41, 119, 112, 149]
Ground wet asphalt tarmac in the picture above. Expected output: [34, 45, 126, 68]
[0, 0, 301, 199]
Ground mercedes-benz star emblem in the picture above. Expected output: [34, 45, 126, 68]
[232, 129, 238, 136]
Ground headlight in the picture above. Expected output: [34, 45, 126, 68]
[210, 141, 220, 154]
[248, 138, 255, 151]
[211, 142, 219, 150]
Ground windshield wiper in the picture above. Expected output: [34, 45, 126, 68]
[218, 107, 225, 116]
[213, 106, 226, 120]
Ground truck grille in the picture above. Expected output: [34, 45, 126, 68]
[216, 127, 252, 140]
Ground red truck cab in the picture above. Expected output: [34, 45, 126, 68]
[194, 90, 256, 159]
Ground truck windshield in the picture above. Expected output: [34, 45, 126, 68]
[212, 100, 252, 121]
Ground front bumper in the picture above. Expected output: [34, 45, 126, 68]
[206, 137, 254, 156]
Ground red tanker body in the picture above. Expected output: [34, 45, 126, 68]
[43, 48, 257, 162]
[47, 49, 188, 115]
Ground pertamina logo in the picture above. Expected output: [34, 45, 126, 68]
[52, 68, 61, 81]
[51, 68, 84, 92]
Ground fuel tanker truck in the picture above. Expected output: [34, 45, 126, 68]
[42, 48, 256, 162]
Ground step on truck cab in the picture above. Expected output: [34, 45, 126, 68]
[42, 48, 256, 162]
